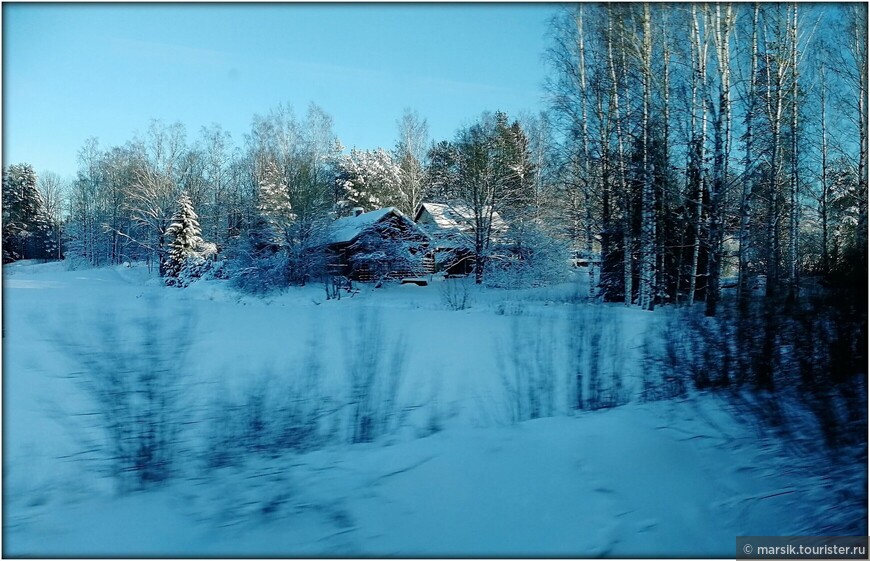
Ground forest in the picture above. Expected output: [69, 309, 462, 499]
[2, 3, 868, 555]
[4, 4, 867, 305]
[4, 1, 868, 434]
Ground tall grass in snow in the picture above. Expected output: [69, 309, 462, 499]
[568, 305, 629, 411]
[343, 311, 409, 443]
[57, 303, 419, 492]
[499, 305, 630, 424]
[202, 311, 412, 462]
[498, 315, 561, 422]
[440, 277, 473, 310]
[642, 296, 867, 451]
[58, 299, 194, 491]
[202, 365, 327, 468]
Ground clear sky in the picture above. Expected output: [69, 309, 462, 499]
[3, 2, 559, 180]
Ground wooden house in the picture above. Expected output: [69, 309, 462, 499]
[327, 207, 434, 281]
[413, 202, 507, 276]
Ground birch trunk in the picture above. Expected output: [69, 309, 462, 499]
[786, 3, 799, 302]
[640, 3, 656, 311]
[658, 6, 670, 306]
[606, 8, 632, 306]
[576, 6, 596, 299]
[597, 74, 613, 300]
[853, 6, 868, 267]
[705, 3, 732, 317]
[820, 63, 830, 275]
[738, 3, 760, 304]
[764, 10, 787, 298]
[688, 5, 709, 306]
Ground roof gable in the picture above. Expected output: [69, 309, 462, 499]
[415, 201, 508, 234]
[330, 207, 423, 245]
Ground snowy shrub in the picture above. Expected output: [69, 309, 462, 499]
[324, 274, 351, 300]
[650, 296, 867, 450]
[230, 248, 290, 295]
[440, 277, 472, 310]
[286, 238, 331, 286]
[640, 306, 739, 396]
[498, 305, 630, 423]
[498, 315, 562, 423]
[228, 213, 332, 292]
[202, 316, 412, 458]
[172, 254, 211, 288]
[640, 311, 690, 402]
[568, 305, 629, 411]
[485, 224, 571, 289]
[203, 369, 326, 469]
[209, 258, 230, 280]
[494, 300, 525, 316]
[346, 222, 429, 282]
[787, 299, 868, 448]
[189, 253, 229, 282]
[58, 300, 195, 491]
[62, 252, 96, 271]
[343, 311, 408, 444]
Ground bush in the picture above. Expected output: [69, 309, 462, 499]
[643, 308, 738, 393]
[640, 311, 690, 402]
[203, 369, 326, 469]
[59, 300, 195, 491]
[343, 311, 409, 443]
[230, 249, 290, 295]
[647, 296, 867, 449]
[499, 306, 630, 423]
[498, 315, 562, 422]
[485, 224, 571, 289]
[440, 277, 472, 310]
[568, 305, 629, 411]
[167, 250, 217, 288]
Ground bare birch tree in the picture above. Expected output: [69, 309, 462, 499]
[738, 3, 760, 304]
[705, 3, 733, 317]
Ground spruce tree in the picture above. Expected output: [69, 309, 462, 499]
[336, 148, 402, 213]
[163, 192, 204, 285]
[2, 164, 50, 263]
[256, 160, 294, 248]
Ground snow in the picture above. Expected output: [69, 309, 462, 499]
[416, 201, 508, 236]
[329, 207, 415, 244]
[3, 261, 865, 556]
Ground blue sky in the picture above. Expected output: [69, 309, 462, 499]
[3, 3, 558, 180]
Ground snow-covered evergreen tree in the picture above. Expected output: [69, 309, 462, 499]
[257, 160, 294, 231]
[336, 148, 402, 212]
[2, 163, 53, 263]
[163, 192, 208, 286]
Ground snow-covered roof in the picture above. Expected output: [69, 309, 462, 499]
[329, 207, 418, 245]
[415, 202, 508, 234]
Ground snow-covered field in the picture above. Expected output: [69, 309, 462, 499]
[3, 261, 865, 556]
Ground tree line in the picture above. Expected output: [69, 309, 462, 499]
[546, 2, 867, 314]
[3, 103, 555, 290]
[3, 2, 866, 311]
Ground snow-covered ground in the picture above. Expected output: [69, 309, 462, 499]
[3, 261, 865, 556]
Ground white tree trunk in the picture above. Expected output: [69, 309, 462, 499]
[738, 3, 760, 304]
[705, 3, 732, 317]
[639, 3, 656, 311]
[787, 3, 800, 302]
[688, 5, 709, 306]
